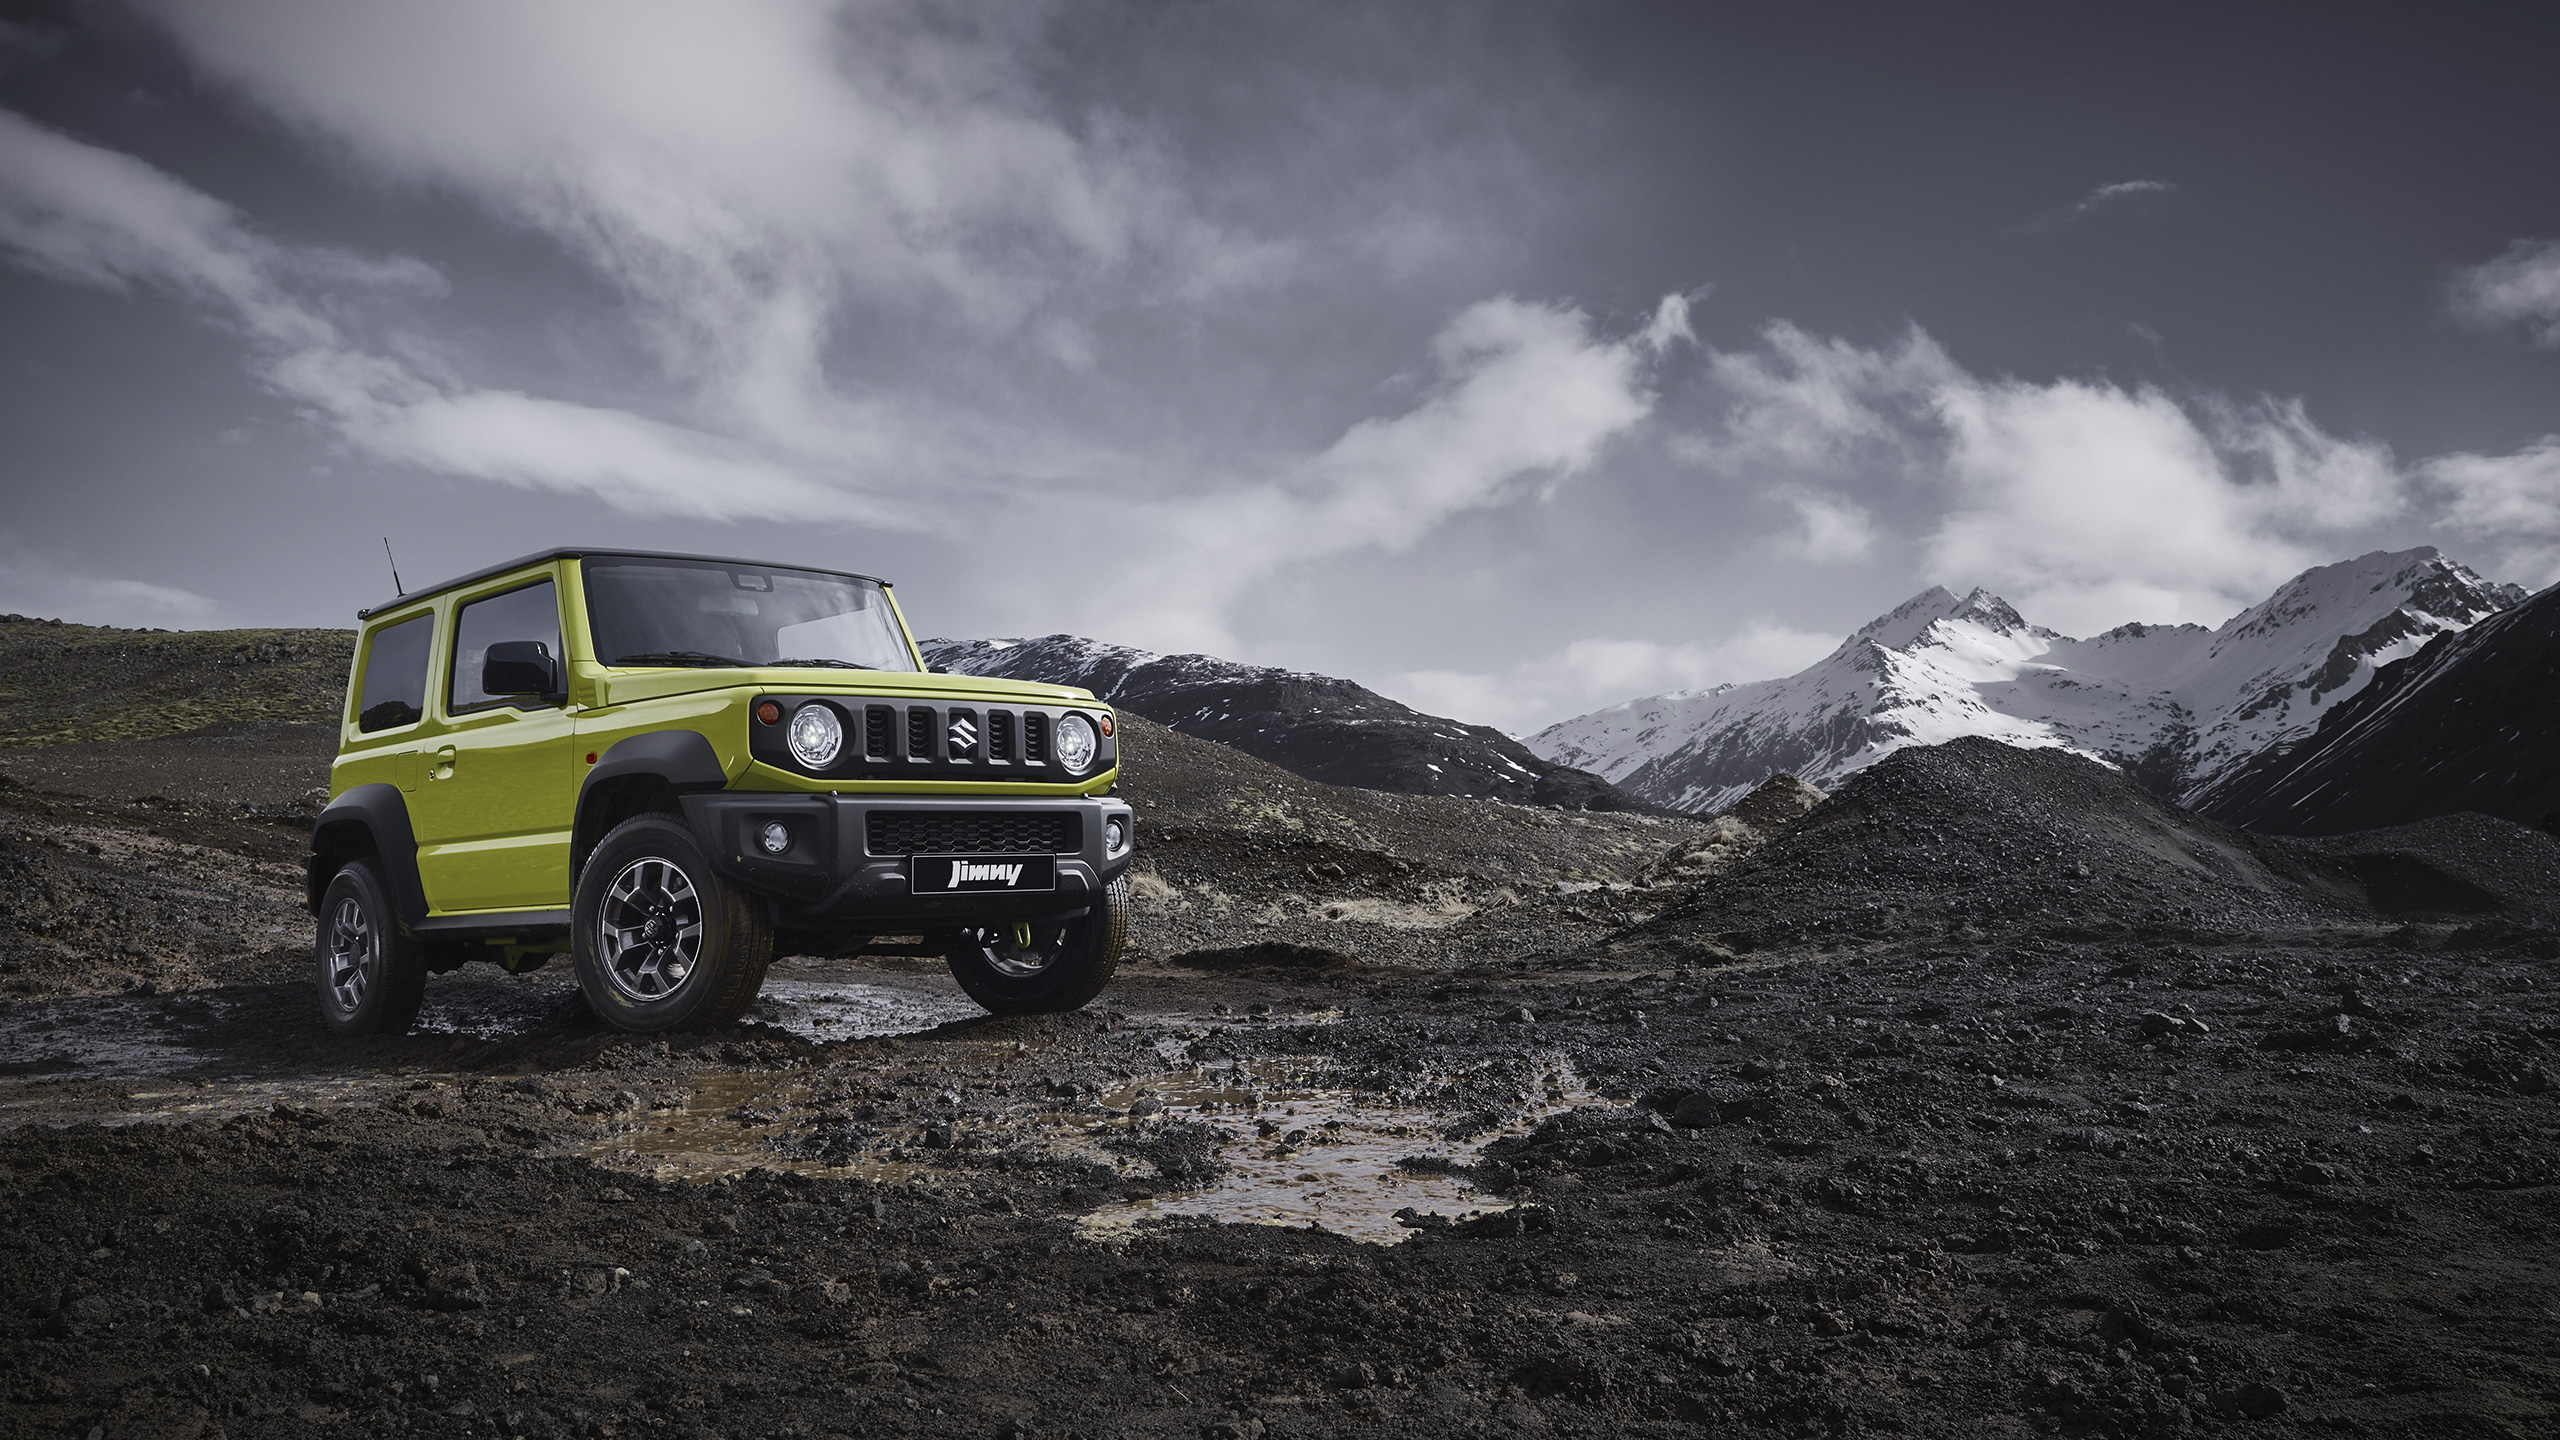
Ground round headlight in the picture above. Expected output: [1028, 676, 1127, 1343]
[1055, 713, 1098, 773]
[787, 703, 843, 769]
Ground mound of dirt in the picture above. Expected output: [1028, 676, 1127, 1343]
[1614, 737, 2395, 957]
[1115, 713, 1703, 968]
[2286, 812, 2560, 925]
[1636, 773, 1825, 888]
[0, 790, 314, 999]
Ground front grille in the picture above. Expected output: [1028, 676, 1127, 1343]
[867, 810, 1080, 856]
[1024, 711, 1049, 763]
[987, 709, 1014, 764]
[864, 705, 894, 759]
[906, 706, 934, 761]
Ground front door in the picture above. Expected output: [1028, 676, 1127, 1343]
[409, 576, 578, 913]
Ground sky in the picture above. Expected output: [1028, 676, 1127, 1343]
[1, 1, 2556, 735]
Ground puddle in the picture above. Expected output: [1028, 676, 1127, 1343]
[745, 979, 987, 1041]
[0, 994, 239, 1080]
[1072, 1058, 1601, 1246]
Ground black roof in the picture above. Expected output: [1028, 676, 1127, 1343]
[358, 548, 893, 620]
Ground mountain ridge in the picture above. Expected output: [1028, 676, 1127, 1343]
[1529, 547, 2524, 814]
[2196, 580, 2560, 836]
[919, 633, 1669, 813]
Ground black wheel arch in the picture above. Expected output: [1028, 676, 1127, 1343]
[573, 729, 732, 879]
[307, 784, 427, 928]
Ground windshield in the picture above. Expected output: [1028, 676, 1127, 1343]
[582, 558, 917, 671]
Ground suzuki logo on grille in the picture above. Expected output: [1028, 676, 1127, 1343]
[949, 716, 977, 751]
[952, 861, 1023, 885]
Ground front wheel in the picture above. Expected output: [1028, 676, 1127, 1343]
[314, 859, 426, 1036]
[573, 814, 773, 1033]
[944, 877, 1128, 1015]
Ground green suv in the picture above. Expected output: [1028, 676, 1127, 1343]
[307, 549, 1133, 1035]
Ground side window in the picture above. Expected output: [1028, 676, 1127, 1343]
[448, 580, 562, 713]
[355, 614, 433, 733]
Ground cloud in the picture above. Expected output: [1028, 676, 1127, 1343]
[0, 90, 1679, 651]
[2019, 178, 2178, 234]
[2423, 437, 2560, 584]
[1070, 295, 1671, 654]
[1681, 320, 2409, 634]
[2449, 238, 2560, 346]
[0, 539, 219, 626]
[1385, 622, 1838, 735]
[137, 0, 1287, 447]
[0, 108, 870, 520]
[1779, 487, 1878, 561]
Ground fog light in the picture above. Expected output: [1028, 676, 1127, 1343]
[758, 820, 791, 855]
[1105, 816, 1129, 854]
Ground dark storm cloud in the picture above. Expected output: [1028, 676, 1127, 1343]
[0, 2, 2555, 727]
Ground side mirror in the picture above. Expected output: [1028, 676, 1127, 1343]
[483, 640, 561, 701]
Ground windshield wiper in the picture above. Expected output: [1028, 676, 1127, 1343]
[609, 651, 748, 668]
[769, 657, 877, 670]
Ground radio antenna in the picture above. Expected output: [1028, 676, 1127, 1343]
[382, 537, 405, 595]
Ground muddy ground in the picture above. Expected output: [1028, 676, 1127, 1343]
[3, 722, 2558, 1439]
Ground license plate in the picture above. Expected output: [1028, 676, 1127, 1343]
[910, 854, 1057, 894]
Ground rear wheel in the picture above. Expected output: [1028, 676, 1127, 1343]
[944, 877, 1128, 1015]
[314, 859, 426, 1036]
[573, 814, 773, 1033]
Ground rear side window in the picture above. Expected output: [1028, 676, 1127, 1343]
[355, 614, 432, 733]
[449, 580, 563, 713]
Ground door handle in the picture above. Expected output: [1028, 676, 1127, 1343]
[431, 745, 457, 781]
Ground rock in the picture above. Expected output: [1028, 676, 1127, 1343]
[1811, 1310, 1852, 1336]
[1738, 1059, 1781, 1081]
[2054, 1127, 2123, 1155]
[2228, 1382, 2289, 1418]
[1668, 1093, 1724, 1129]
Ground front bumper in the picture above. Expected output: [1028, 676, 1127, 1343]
[679, 791, 1135, 929]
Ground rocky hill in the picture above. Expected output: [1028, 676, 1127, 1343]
[921, 633, 1664, 812]
[1610, 733, 2560, 963]
[2196, 581, 2560, 837]
[1531, 548, 2521, 813]
[0, 614, 351, 748]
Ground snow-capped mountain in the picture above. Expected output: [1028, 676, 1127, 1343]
[919, 634, 1662, 811]
[2197, 579, 2560, 836]
[1528, 548, 2525, 814]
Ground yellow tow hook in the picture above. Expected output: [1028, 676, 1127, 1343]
[1011, 922, 1034, 950]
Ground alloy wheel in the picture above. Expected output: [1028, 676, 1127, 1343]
[324, 895, 372, 1015]
[597, 856, 706, 1001]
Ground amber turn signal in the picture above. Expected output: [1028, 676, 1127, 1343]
[756, 700, 782, 724]
[1097, 713, 1115, 737]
